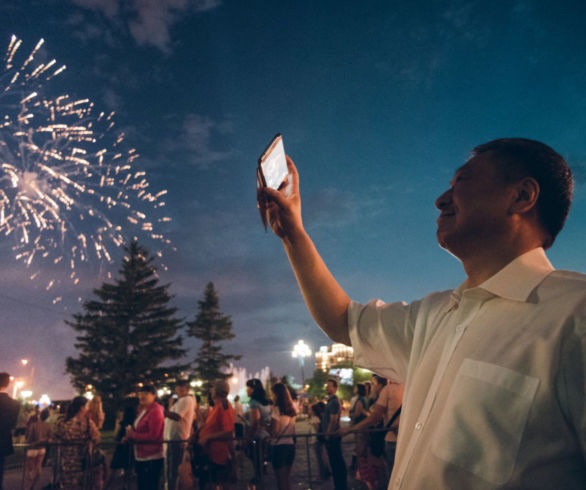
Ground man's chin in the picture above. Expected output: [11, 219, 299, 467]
[436, 232, 461, 258]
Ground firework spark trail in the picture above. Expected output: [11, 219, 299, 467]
[0, 36, 171, 293]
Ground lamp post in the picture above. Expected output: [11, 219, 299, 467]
[292, 340, 312, 385]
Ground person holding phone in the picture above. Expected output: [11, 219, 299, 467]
[259, 138, 586, 489]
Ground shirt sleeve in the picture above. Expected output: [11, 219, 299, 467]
[347, 298, 419, 382]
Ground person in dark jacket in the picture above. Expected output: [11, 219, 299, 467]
[0, 372, 20, 490]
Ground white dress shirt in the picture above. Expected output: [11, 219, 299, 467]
[348, 248, 586, 489]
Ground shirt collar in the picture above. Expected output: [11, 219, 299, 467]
[450, 247, 555, 306]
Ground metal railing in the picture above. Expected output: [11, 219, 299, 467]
[7, 426, 396, 489]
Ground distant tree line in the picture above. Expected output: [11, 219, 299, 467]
[65, 240, 239, 423]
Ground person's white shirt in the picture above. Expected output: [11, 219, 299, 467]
[349, 248, 586, 489]
[164, 394, 195, 441]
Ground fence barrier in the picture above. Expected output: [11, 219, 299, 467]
[8, 426, 397, 489]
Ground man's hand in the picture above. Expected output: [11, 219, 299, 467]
[259, 156, 304, 242]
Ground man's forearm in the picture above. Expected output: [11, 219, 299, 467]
[165, 410, 181, 421]
[283, 229, 351, 345]
[351, 408, 384, 433]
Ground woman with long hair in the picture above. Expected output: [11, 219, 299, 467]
[366, 375, 388, 489]
[87, 395, 105, 430]
[350, 384, 369, 480]
[270, 382, 296, 490]
[109, 397, 139, 484]
[245, 378, 272, 486]
[53, 396, 101, 489]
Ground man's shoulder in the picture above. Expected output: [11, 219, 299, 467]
[548, 269, 586, 285]
[540, 270, 586, 303]
[0, 393, 19, 409]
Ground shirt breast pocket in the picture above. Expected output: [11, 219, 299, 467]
[431, 358, 540, 485]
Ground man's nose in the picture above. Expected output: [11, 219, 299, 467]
[435, 188, 452, 210]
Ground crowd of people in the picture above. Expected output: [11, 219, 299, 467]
[1, 369, 408, 490]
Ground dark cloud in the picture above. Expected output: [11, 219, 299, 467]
[70, 0, 221, 53]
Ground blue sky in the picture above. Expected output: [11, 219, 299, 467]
[1, 0, 586, 399]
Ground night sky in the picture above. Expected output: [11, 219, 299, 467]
[1, 0, 586, 399]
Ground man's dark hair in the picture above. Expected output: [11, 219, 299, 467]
[0, 372, 10, 389]
[327, 378, 338, 389]
[356, 383, 366, 397]
[175, 379, 189, 387]
[138, 383, 157, 395]
[473, 138, 573, 248]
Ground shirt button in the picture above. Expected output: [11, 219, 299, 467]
[415, 422, 423, 430]
[456, 325, 463, 334]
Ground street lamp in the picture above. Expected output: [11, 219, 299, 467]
[292, 340, 312, 385]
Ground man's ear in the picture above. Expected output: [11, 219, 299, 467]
[509, 177, 540, 215]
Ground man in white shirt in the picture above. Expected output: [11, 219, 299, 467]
[260, 138, 585, 489]
[164, 380, 195, 490]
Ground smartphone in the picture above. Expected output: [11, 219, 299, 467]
[258, 134, 288, 190]
[257, 134, 288, 231]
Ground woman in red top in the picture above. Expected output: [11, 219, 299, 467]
[197, 379, 235, 489]
[124, 385, 164, 490]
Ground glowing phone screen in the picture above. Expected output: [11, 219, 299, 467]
[260, 135, 288, 190]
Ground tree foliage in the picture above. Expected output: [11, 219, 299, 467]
[65, 240, 186, 409]
[188, 282, 241, 393]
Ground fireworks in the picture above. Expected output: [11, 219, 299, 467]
[0, 36, 170, 291]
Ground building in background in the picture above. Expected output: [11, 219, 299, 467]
[315, 343, 354, 371]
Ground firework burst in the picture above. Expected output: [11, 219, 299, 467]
[0, 36, 171, 294]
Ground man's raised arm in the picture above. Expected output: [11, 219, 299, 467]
[260, 156, 351, 345]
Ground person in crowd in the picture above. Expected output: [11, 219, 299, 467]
[0, 372, 20, 490]
[88, 396, 105, 430]
[164, 379, 195, 490]
[320, 378, 347, 490]
[53, 396, 101, 489]
[24, 408, 51, 490]
[280, 376, 299, 413]
[260, 138, 585, 488]
[44, 404, 63, 468]
[124, 384, 164, 490]
[348, 384, 368, 479]
[347, 386, 359, 473]
[341, 375, 388, 490]
[270, 382, 296, 490]
[109, 397, 139, 484]
[26, 406, 40, 431]
[376, 380, 403, 476]
[245, 378, 272, 485]
[232, 395, 244, 443]
[196, 379, 235, 489]
[310, 402, 331, 481]
[363, 382, 372, 408]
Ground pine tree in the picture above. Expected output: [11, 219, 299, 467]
[188, 282, 241, 393]
[65, 240, 186, 411]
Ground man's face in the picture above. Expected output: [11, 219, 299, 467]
[435, 152, 514, 259]
[326, 381, 337, 396]
[175, 385, 189, 398]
